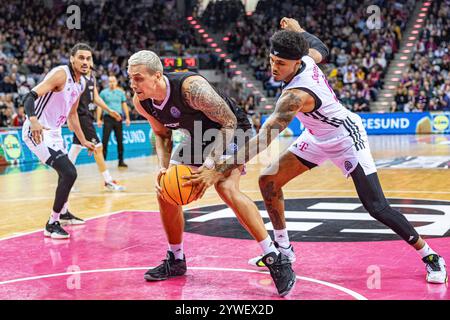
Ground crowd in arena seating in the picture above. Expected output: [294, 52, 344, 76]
[2, 0, 449, 129]
[200, 0, 245, 33]
[0, 0, 216, 127]
[392, 0, 450, 112]
[204, 0, 417, 113]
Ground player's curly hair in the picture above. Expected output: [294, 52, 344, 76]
[270, 30, 309, 59]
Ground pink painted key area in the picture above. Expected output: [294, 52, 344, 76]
[0, 211, 448, 300]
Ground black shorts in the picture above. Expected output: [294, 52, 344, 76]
[73, 115, 101, 145]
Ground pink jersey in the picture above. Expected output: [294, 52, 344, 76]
[32, 65, 85, 131]
[283, 56, 357, 139]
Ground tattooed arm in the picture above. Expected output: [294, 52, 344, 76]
[182, 75, 237, 166]
[215, 88, 307, 174]
[182, 88, 309, 198]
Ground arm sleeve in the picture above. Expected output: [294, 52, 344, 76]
[302, 32, 329, 60]
[23, 90, 38, 117]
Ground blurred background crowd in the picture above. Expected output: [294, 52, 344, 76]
[1, 0, 449, 129]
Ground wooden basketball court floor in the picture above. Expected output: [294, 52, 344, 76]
[0, 134, 449, 300]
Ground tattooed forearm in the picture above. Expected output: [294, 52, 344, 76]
[183, 76, 237, 163]
[183, 78, 237, 128]
[215, 89, 303, 174]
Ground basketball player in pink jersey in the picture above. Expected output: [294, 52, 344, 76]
[184, 18, 447, 284]
[22, 43, 96, 239]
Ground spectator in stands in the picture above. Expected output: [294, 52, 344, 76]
[353, 91, 370, 113]
[0, 106, 13, 127]
[264, 75, 282, 97]
[394, 0, 449, 112]
[394, 86, 409, 112]
[12, 104, 25, 127]
[208, 0, 414, 108]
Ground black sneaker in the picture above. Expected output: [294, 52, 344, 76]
[118, 161, 128, 168]
[60, 211, 85, 225]
[44, 220, 70, 239]
[144, 251, 187, 281]
[263, 251, 296, 296]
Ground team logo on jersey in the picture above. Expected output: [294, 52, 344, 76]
[183, 198, 450, 242]
[165, 123, 180, 128]
[298, 142, 308, 151]
[344, 160, 353, 171]
[170, 106, 181, 118]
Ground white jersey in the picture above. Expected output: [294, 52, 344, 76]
[22, 65, 85, 164]
[283, 55, 359, 141]
[285, 56, 376, 177]
[32, 65, 85, 131]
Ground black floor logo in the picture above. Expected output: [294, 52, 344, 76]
[184, 198, 450, 242]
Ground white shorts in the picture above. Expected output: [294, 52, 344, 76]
[288, 120, 377, 177]
[22, 121, 67, 164]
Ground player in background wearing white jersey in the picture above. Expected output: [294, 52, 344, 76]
[184, 18, 447, 284]
[68, 62, 125, 192]
[22, 43, 96, 239]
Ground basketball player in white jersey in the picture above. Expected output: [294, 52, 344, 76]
[22, 43, 96, 239]
[67, 62, 125, 192]
[185, 18, 447, 284]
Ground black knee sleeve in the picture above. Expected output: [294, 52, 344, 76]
[46, 149, 77, 212]
[351, 164, 420, 245]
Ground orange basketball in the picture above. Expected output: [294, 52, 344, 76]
[159, 165, 195, 206]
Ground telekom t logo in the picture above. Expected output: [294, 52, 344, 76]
[298, 142, 309, 151]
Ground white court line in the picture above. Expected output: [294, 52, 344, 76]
[0, 266, 368, 300]
[3, 188, 450, 203]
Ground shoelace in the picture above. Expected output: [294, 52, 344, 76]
[53, 221, 65, 232]
[154, 258, 171, 274]
[269, 257, 289, 277]
[426, 256, 441, 272]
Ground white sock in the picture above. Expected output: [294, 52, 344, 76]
[258, 236, 279, 255]
[49, 210, 61, 224]
[61, 202, 69, 214]
[417, 243, 437, 258]
[169, 243, 184, 260]
[49, 202, 69, 223]
[68, 144, 83, 164]
[102, 170, 113, 183]
[49, 207, 64, 224]
[274, 229, 290, 248]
